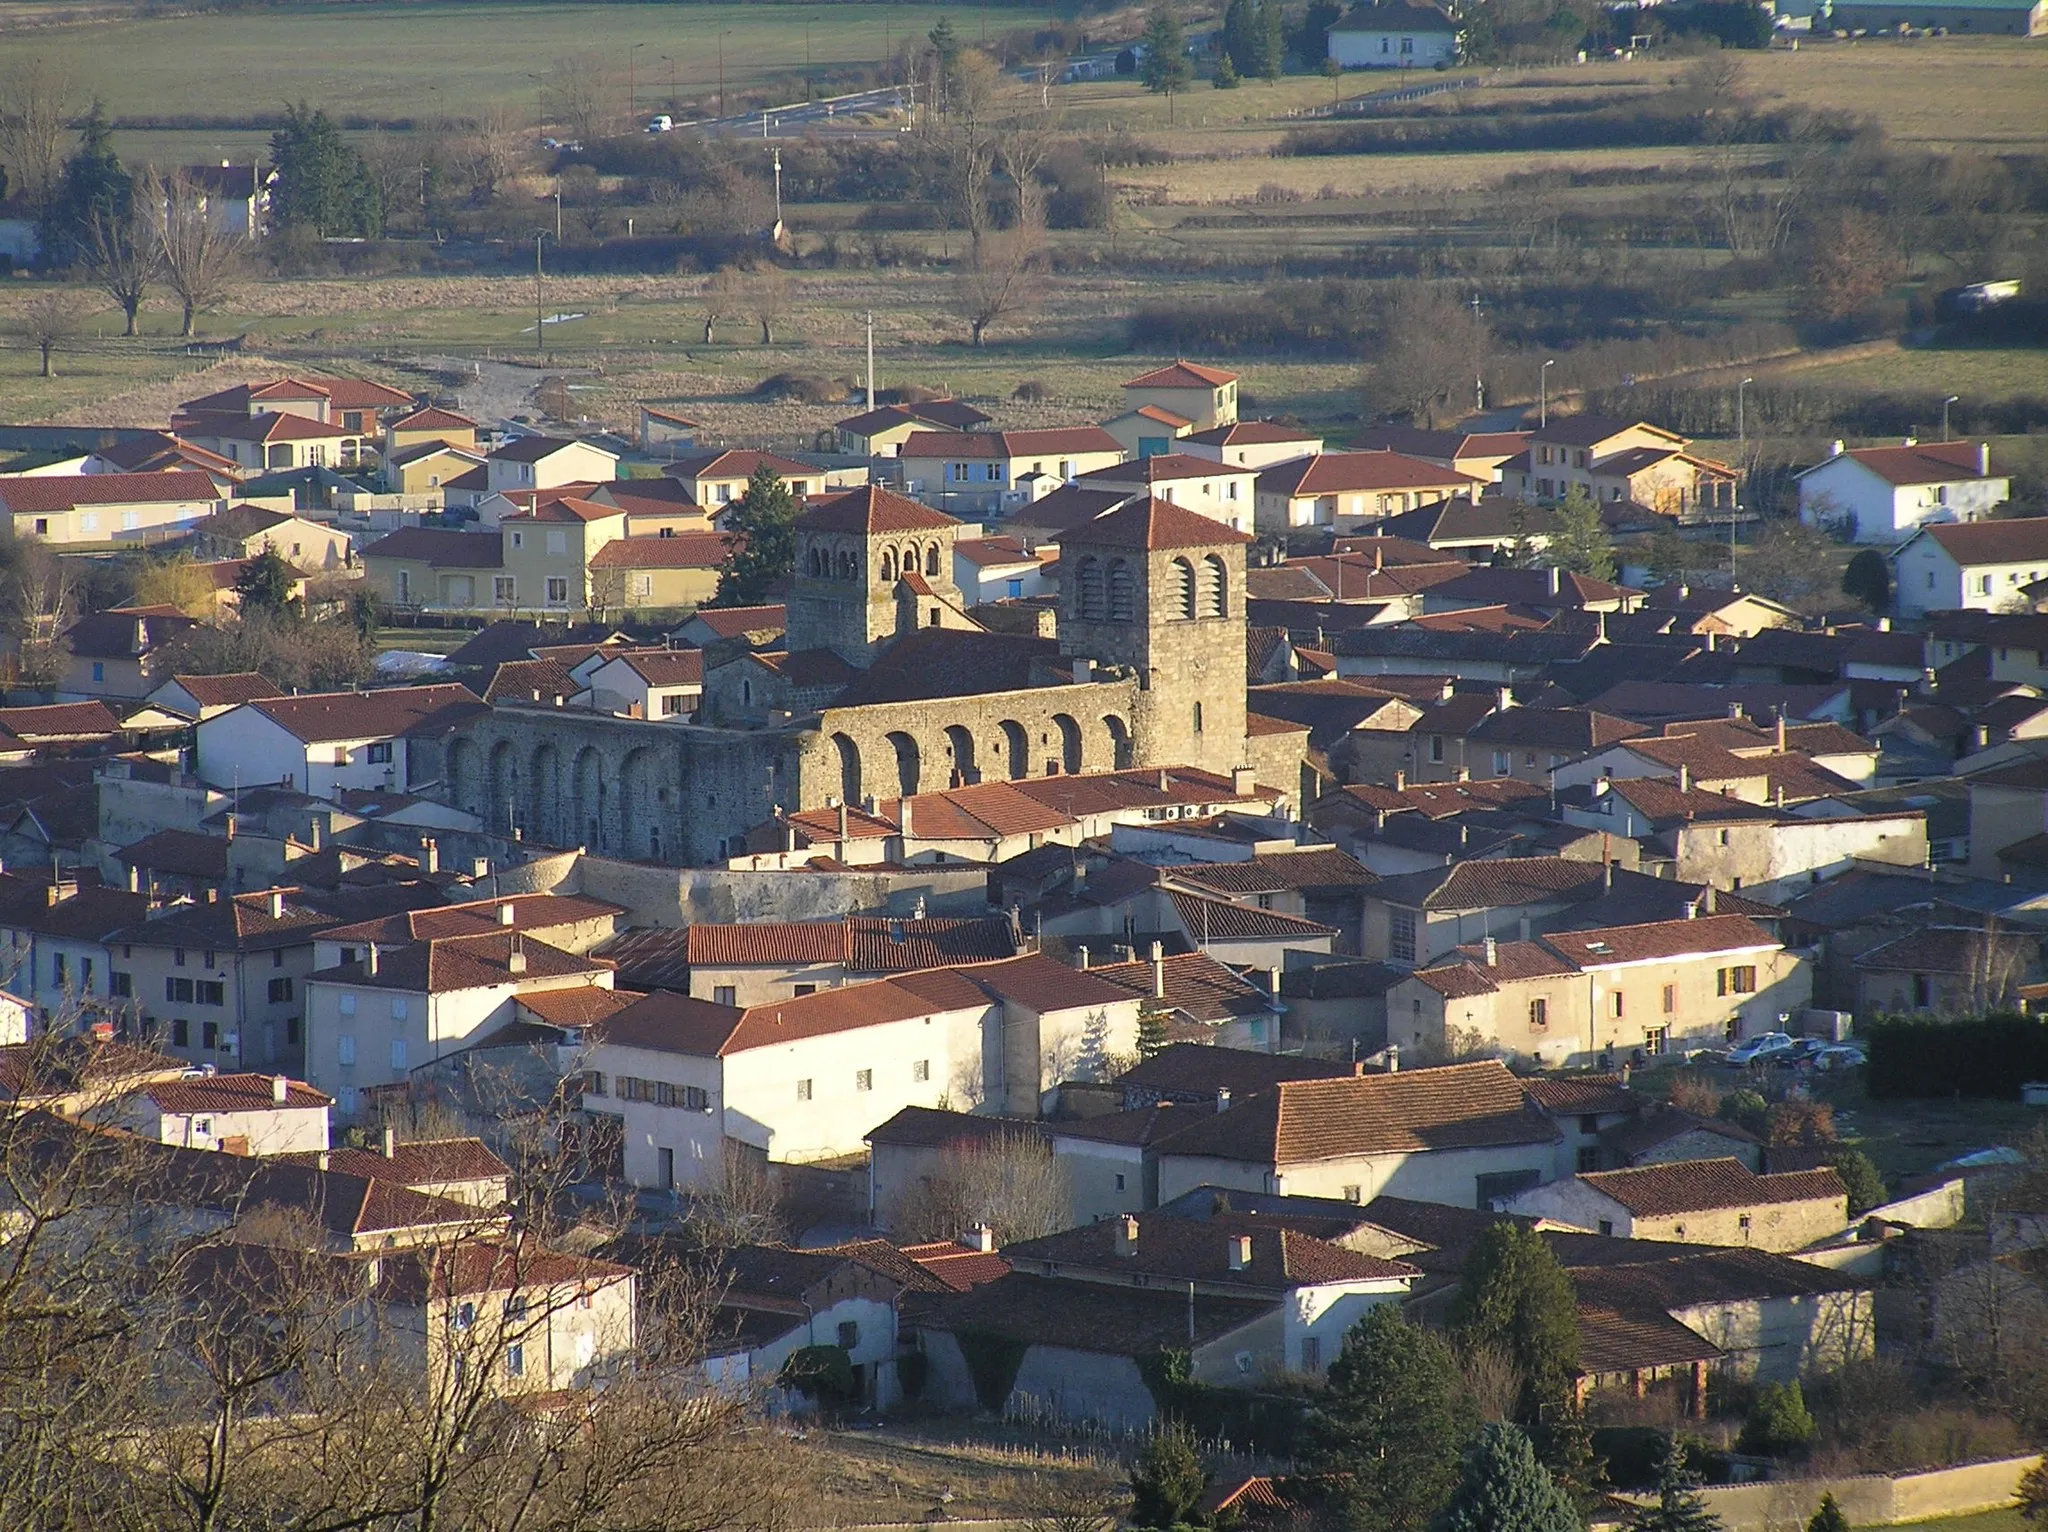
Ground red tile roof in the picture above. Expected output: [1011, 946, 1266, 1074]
[1579, 1158, 1847, 1217]
[797, 484, 960, 534]
[1124, 360, 1238, 389]
[311, 931, 607, 993]
[145, 1072, 330, 1113]
[1060, 495, 1254, 551]
[684, 915, 1015, 971]
[1258, 451, 1482, 497]
[897, 427, 1123, 460]
[1081, 453, 1250, 485]
[667, 449, 815, 481]
[501, 494, 623, 524]
[164, 672, 283, 708]
[587, 533, 731, 569]
[0, 470, 221, 513]
[242, 683, 485, 744]
[1915, 518, 2048, 565]
[279, 1137, 510, 1187]
[1006, 1212, 1417, 1291]
[390, 406, 476, 432]
[317, 893, 621, 946]
[1821, 441, 1997, 486]
[1090, 951, 1276, 1022]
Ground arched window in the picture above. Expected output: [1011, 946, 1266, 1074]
[1170, 556, 1196, 620]
[1201, 554, 1227, 618]
[925, 543, 941, 576]
[1076, 557, 1104, 621]
[1193, 700, 1205, 735]
[880, 549, 896, 583]
[806, 548, 823, 578]
[1108, 560, 1135, 622]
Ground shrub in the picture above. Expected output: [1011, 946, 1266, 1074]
[1012, 379, 1049, 402]
[1740, 1381, 1817, 1457]
[1867, 1014, 2048, 1099]
[1127, 1421, 1207, 1529]
[1718, 1090, 1769, 1137]
[752, 371, 848, 404]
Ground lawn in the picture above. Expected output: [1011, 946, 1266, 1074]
[1775, 346, 2048, 405]
[1815, 1078, 2042, 1186]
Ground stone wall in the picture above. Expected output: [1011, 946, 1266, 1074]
[574, 855, 988, 928]
[1605, 1455, 2041, 1532]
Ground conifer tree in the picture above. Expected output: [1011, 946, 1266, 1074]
[1431, 1423, 1580, 1532]
[710, 465, 800, 607]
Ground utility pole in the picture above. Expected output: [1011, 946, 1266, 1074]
[1738, 375, 1753, 442]
[628, 41, 644, 126]
[718, 30, 727, 119]
[865, 310, 875, 411]
[534, 233, 547, 355]
[772, 146, 783, 230]
[554, 182, 562, 241]
[1943, 394, 1959, 442]
[1471, 293, 1484, 414]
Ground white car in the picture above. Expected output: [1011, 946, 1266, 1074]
[1813, 1045, 1867, 1073]
[1727, 1032, 1797, 1065]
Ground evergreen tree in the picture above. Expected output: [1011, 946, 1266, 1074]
[1537, 1406, 1609, 1517]
[1543, 487, 1616, 583]
[1828, 1148, 1885, 1216]
[1448, 1223, 1581, 1422]
[1213, 52, 1242, 88]
[1739, 1381, 1816, 1457]
[1841, 548, 1890, 613]
[1431, 1423, 1581, 1532]
[1128, 1421, 1207, 1529]
[271, 103, 383, 237]
[1257, 0, 1286, 79]
[1629, 1439, 1724, 1532]
[1291, 0, 1344, 65]
[234, 548, 301, 616]
[1221, 0, 1256, 72]
[1807, 1494, 1851, 1532]
[1299, 1304, 1477, 1532]
[1140, 5, 1194, 118]
[1136, 1007, 1172, 1058]
[928, 16, 963, 113]
[59, 99, 129, 251]
[710, 465, 800, 607]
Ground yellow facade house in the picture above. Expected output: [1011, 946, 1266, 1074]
[587, 530, 732, 614]
[500, 496, 627, 613]
[1120, 361, 1241, 432]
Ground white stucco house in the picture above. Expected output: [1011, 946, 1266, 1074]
[193, 684, 486, 797]
[1328, 0, 1462, 66]
[124, 1071, 332, 1155]
[1797, 440, 2010, 544]
[1893, 517, 2048, 618]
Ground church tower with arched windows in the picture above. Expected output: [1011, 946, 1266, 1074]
[1055, 497, 1251, 775]
[788, 485, 969, 667]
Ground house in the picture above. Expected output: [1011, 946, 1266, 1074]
[384, 406, 479, 458]
[123, 1071, 332, 1156]
[1363, 856, 1644, 967]
[580, 955, 1142, 1189]
[586, 532, 731, 613]
[382, 441, 487, 497]
[58, 607, 200, 704]
[1797, 441, 2010, 544]
[1255, 452, 1484, 534]
[1637, 584, 1804, 638]
[583, 647, 705, 719]
[1828, 0, 2045, 33]
[1328, 0, 1461, 64]
[1074, 454, 1258, 529]
[1854, 923, 2036, 1017]
[193, 684, 487, 797]
[1089, 948, 1287, 1050]
[680, 915, 1017, 1005]
[276, 1133, 513, 1207]
[1181, 420, 1325, 471]
[1352, 427, 1530, 483]
[1387, 915, 1808, 1069]
[145, 671, 284, 722]
[302, 932, 616, 1115]
[583, 477, 715, 537]
[953, 535, 1054, 605]
[175, 161, 274, 237]
[483, 437, 620, 498]
[1505, 1159, 1848, 1252]
[665, 449, 825, 506]
[637, 404, 702, 457]
[696, 1242, 925, 1408]
[1365, 499, 1558, 563]
[175, 375, 415, 438]
[88, 430, 246, 490]
[1120, 361, 1240, 432]
[1893, 519, 2048, 618]
[0, 1034, 189, 1114]
[674, 603, 787, 652]
[898, 429, 1125, 516]
[188, 503, 352, 569]
[178, 411, 367, 473]
[0, 881, 151, 1024]
[835, 399, 991, 457]
[1502, 417, 1740, 523]
[359, 528, 503, 612]
[1151, 1059, 1562, 1209]
[0, 470, 226, 545]
[1101, 404, 1198, 460]
[499, 495, 628, 613]
[106, 888, 341, 1073]
[1114, 1041, 1354, 1109]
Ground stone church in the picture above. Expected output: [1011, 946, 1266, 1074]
[441, 485, 1295, 866]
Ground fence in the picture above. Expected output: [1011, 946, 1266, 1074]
[1605, 1455, 2041, 1532]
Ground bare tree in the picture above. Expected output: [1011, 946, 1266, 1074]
[701, 265, 746, 343]
[889, 1130, 1071, 1242]
[684, 1140, 787, 1250]
[747, 265, 792, 344]
[153, 170, 245, 338]
[454, 102, 524, 205]
[0, 59, 80, 248]
[953, 226, 1043, 347]
[5, 539, 75, 689]
[17, 288, 76, 378]
[1365, 286, 1491, 428]
[998, 112, 1061, 231]
[85, 202, 164, 337]
[547, 52, 618, 145]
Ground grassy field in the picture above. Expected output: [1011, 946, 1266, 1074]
[1772, 346, 2048, 403]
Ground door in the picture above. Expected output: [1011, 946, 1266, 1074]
[657, 1146, 674, 1190]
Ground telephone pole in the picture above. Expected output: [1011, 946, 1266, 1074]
[864, 311, 875, 411]
[534, 233, 547, 355]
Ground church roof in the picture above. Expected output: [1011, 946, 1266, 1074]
[796, 485, 959, 535]
[1060, 497, 1254, 552]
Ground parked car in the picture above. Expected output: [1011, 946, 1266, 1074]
[1769, 1038, 1830, 1067]
[1813, 1044, 1867, 1073]
[1727, 1031, 1797, 1066]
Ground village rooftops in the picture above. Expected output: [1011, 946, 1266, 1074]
[1006, 1211, 1418, 1292]
[500, 495, 623, 524]
[835, 398, 991, 434]
[1152, 1059, 1559, 1166]
[239, 683, 486, 744]
[1061, 495, 1255, 551]
[1799, 440, 1997, 487]
[1115, 1041, 1354, 1098]
[144, 1072, 330, 1114]
[179, 374, 412, 414]
[1090, 950, 1279, 1023]
[898, 427, 1124, 460]
[0, 470, 222, 513]
[389, 405, 477, 433]
[360, 527, 503, 568]
[1410, 915, 1781, 1000]
[1076, 453, 1249, 486]
[665, 448, 815, 480]
[1123, 360, 1239, 390]
[309, 931, 608, 993]
[276, 1136, 511, 1187]
[315, 892, 623, 947]
[1184, 420, 1320, 449]
[1258, 452, 1485, 497]
[684, 914, 1016, 970]
[1900, 518, 2048, 564]
[1575, 1158, 1846, 1218]
[797, 484, 960, 533]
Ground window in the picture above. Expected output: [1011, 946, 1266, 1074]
[1493, 751, 1511, 775]
[174, 948, 187, 967]
[855, 1068, 873, 1092]
[204, 951, 216, 969]
[546, 530, 567, 556]
[1725, 1017, 1741, 1043]
[1430, 735, 1445, 763]
[51, 953, 66, 987]
[193, 1117, 212, 1137]
[79, 512, 99, 533]
[1644, 1026, 1667, 1057]
[1912, 973, 1932, 1009]
[1528, 997, 1548, 1029]
[367, 742, 393, 764]
[202, 1021, 218, 1050]
[495, 577, 516, 604]
[913, 1059, 930, 1082]
[1115, 1173, 1127, 1191]
[791, 982, 816, 997]
[1611, 991, 1625, 1020]
[1598, 1219, 1614, 1236]
[796, 1078, 812, 1100]
[273, 950, 284, 969]
[91, 662, 104, 684]
[713, 985, 736, 1006]
[1006, 579, 1023, 599]
[1717, 965, 1757, 996]
[1342, 1185, 1362, 1203]
[196, 981, 224, 1006]
[339, 993, 356, 1016]
[390, 1039, 408, 1071]
[391, 997, 409, 1020]
[837, 1320, 860, 1349]
[511, 531, 524, 549]
[166, 976, 194, 1003]
[1302, 1336, 1323, 1373]
[1193, 701, 1203, 734]
[269, 977, 294, 1003]
[1389, 908, 1417, 965]
[1738, 1214, 1752, 1232]
[1579, 1114, 1599, 1134]
[636, 575, 654, 598]
[1577, 1146, 1601, 1173]
[337, 1035, 356, 1066]
[286, 1017, 300, 1044]
[1663, 983, 1676, 1014]
[546, 577, 569, 605]
[172, 1018, 189, 1046]
[453, 1302, 475, 1331]
[111, 971, 131, 998]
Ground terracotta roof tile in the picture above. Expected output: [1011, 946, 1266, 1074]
[145, 1072, 330, 1113]
[1257, 451, 1483, 497]
[1124, 360, 1238, 389]
[1116, 1041, 1352, 1095]
[1007, 1211, 1415, 1291]
[165, 672, 283, 708]
[1578, 1158, 1846, 1217]
[242, 683, 485, 744]
[1091, 952, 1277, 1023]
[797, 484, 960, 533]
[1524, 1074, 1638, 1116]
[1817, 441, 1996, 487]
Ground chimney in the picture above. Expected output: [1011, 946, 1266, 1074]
[316, 1151, 330, 1171]
[1076, 944, 1089, 970]
[1604, 859, 1614, 891]
[1683, 900, 1698, 920]
[1385, 1044, 1399, 1073]
[223, 813, 237, 842]
[1216, 1086, 1232, 1113]
[1232, 765, 1255, 796]
[1518, 914, 1531, 941]
[1150, 941, 1165, 998]
[1775, 713, 1786, 752]
[1498, 685, 1514, 713]
[421, 838, 438, 874]
[965, 1224, 996, 1253]
[1547, 565, 1561, 597]
[1115, 1214, 1140, 1256]
[307, 819, 322, 851]
[1705, 631, 1716, 652]
[1678, 764, 1691, 794]
[1829, 439, 1845, 457]
[1268, 966, 1281, 1002]
[1456, 765, 1471, 784]
[1879, 617, 1891, 633]
[863, 794, 877, 815]
[1227, 1234, 1253, 1271]
[899, 796, 914, 838]
[1395, 770, 1406, 791]
[1727, 702, 1743, 721]
[472, 857, 490, 879]
[267, 891, 284, 919]
[382, 1126, 396, 1159]
[1459, 824, 1469, 846]
[837, 802, 850, 840]
[1978, 442, 1991, 476]
[498, 901, 516, 927]
[365, 944, 379, 975]
[131, 616, 148, 656]
[1073, 657, 1092, 684]
[914, 895, 927, 920]
[1483, 936, 1497, 966]
[271, 1074, 289, 1104]
[1975, 724, 1992, 750]
[1158, 768, 1170, 792]
[126, 865, 140, 893]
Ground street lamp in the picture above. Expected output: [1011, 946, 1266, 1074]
[628, 41, 646, 126]
[718, 29, 733, 119]
[1737, 375, 1753, 443]
[660, 54, 678, 111]
[1943, 395, 1960, 442]
[1539, 358, 1555, 428]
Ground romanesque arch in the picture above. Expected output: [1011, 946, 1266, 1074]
[925, 543, 941, 576]
[619, 747, 660, 860]
[879, 549, 896, 583]
[572, 745, 606, 850]
[998, 720, 1029, 781]
[1201, 554, 1227, 618]
[944, 725, 979, 788]
[446, 736, 481, 818]
[1103, 713, 1134, 770]
[887, 731, 921, 798]
[832, 733, 863, 805]
[1170, 556, 1196, 620]
[530, 741, 563, 847]
[487, 740, 518, 835]
[1053, 714, 1083, 775]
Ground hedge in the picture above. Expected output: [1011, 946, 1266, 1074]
[1864, 1013, 2048, 1100]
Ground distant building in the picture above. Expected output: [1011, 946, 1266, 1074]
[1797, 440, 2009, 544]
[1328, 0, 1462, 66]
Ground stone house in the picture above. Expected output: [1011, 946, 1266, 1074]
[1504, 1159, 1849, 1251]
[1854, 923, 2036, 1017]
[699, 1243, 923, 1409]
[194, 684, 487, 798]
